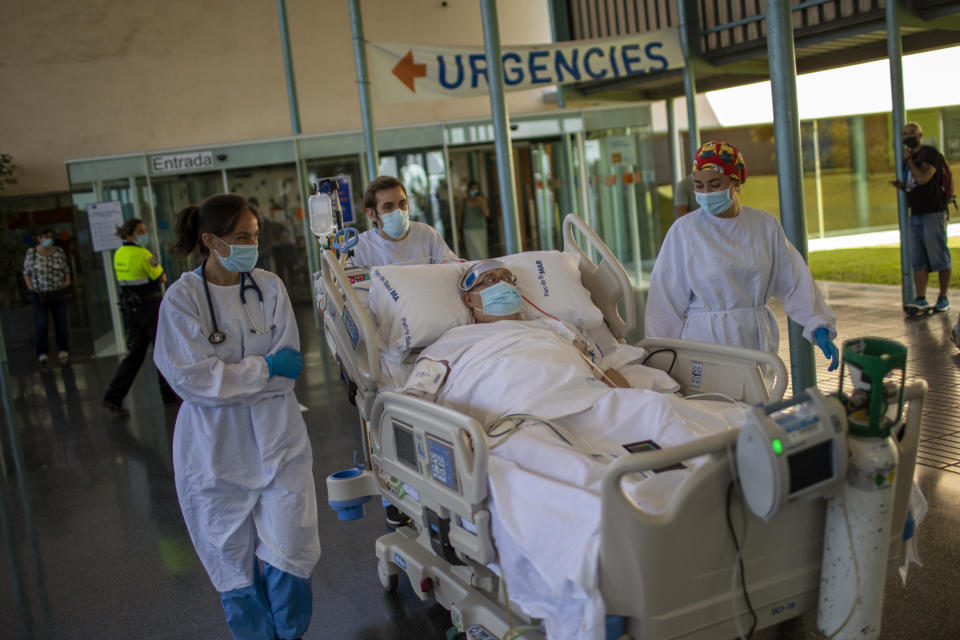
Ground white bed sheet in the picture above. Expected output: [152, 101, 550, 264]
[378, 317, 748, 640]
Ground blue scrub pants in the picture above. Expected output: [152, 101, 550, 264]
[220, 560, 312, 640]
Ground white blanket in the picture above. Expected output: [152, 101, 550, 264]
[402, 319, 748, 640]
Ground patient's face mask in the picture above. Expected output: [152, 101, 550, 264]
[380, 209, 410, 239]
[478, 281, 523, 316]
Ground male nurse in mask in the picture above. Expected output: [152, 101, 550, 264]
[644, 140, 840, 372]
[350, 175, 458, 267]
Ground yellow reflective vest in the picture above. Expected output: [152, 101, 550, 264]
[114, 243, 164, 285]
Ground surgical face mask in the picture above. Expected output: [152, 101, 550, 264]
[380, 208, 410, 239]
[478, 281, 523, 317]
[695, 186, 735, 216]
[40, 238, 54, 248]
[469, 188, 479, 197]
[215, 239, 259, 272]
[903, 137, 920, 149]
[135, 233, 150, 248]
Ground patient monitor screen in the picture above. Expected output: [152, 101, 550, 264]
[394, 422, 418, 469]
[787, 440, 833, 494]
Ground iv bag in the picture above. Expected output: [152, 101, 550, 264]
[309, 193, 335, 238]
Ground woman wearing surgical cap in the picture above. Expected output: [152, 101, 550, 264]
[645, 141, 840, 371]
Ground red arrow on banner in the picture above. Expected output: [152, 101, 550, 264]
[392, 50, 426, 92]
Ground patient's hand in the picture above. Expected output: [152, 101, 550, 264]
[602, 367, 631, 389]
[573, 337, 591, 358]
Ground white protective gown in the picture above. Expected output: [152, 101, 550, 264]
[349, 220, 457, 267]
[644, 206, 836, 353]
[154, 266, 321, 592]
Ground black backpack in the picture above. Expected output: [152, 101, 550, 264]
[937, 152, 957, 212]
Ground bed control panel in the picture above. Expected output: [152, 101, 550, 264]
[371, 393, 496, 565]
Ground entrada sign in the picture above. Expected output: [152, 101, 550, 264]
[150, 150, 215, 175]
[369, 30, 682, 103]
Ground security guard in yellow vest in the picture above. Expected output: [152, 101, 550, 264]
[102, 218, 179, 416]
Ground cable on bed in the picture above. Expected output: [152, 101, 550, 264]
[487, 414, 615, 462]
[726, 481, 757, 640]
[641, 348, 678, 375]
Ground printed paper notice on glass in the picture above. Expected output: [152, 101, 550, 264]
[87, 201, 125, 252]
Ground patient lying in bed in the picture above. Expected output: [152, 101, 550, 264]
[397, 261, 748, 640]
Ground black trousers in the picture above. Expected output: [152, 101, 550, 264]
[103, 300, 178, 405]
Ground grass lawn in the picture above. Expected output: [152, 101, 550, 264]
[809, 236, 960, 286]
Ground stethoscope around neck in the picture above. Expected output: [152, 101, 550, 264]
[201, 259, 276, 344]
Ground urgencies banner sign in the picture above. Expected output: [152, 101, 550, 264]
[368, 30, 682, 103]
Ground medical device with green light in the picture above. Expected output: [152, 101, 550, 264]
[737, 388, 849, 521]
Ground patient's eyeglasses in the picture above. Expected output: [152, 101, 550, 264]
[470, 272, 517, 291]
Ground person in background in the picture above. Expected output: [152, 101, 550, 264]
[890, 121, 952, 314]
[350, 175, 457, 267]
[645, 140, 840, 372]
[154, 194, 320, 640]
[23, 229, 71, 366]
[458, 180, 490, 260]
[673, 174, 699, 217]
[101, 218, 178, 417]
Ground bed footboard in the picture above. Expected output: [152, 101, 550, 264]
[599, 380, 926, 639]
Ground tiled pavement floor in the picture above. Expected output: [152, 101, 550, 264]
[2, 288, 959, 639]
[772, 281, 960, 473]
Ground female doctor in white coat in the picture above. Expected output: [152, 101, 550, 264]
[154, 194, 320, 640]
[645, 140, 840, 371]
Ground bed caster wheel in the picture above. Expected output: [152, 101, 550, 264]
[378, 559, 399, 592]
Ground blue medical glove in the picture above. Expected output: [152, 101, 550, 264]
[813, 327, 839, 372]
[265, 348, 303, 379]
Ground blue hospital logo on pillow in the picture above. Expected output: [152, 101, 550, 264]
[400, 316, 411, 350]
[373, 269, 400, 302]
[535, 259, 550, 297]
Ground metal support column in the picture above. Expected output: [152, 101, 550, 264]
[767, 0, 815, 394]
[666, 97, 683, 196]
[480, 0, 522, 254]
[887, 0, 915, 305]
[350, 0, 380, 180]
[276, 0, 301, 135]
[677, 0, 700, 164]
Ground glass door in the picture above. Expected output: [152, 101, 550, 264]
[378, 150, 454, 251]
[225, 164, 310, 302]
[148, 171, 223, 283]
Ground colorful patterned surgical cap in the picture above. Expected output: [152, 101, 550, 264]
[693, 141, 748, 184]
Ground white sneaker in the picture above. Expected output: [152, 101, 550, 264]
[58, 351, 69, 364]
[38, 354, 49, 366]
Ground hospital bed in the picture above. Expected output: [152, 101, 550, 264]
[319, 214, 924, 640]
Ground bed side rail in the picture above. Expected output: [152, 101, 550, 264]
[562, 213, 636, 341]
[370, 391, 496, 566]
[638, 336, 789, 404]
[320, 249, 380, 391]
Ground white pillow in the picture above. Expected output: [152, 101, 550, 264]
[368, 263, 469, 357]
[497, 251, 604, 329]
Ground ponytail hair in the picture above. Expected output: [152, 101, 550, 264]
[171, 194, 262, 258]
[115, 218, 143, 240]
